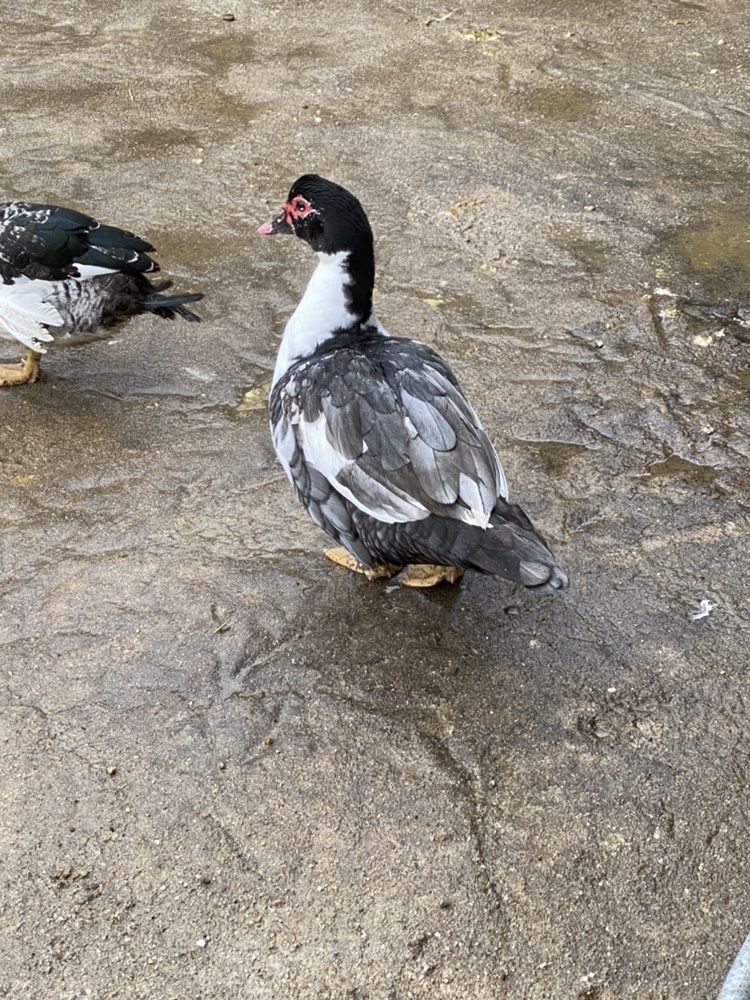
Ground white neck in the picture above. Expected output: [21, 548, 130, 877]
[273, 251, 358, 384]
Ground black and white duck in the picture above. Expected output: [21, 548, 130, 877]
[260, 174, 568, 592]
[0, 202, 204, 386]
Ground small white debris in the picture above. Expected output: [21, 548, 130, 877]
[652, 286, 676, 297]
[196, 937, 208, 948]
[692, 329, 725, 347]
[690, 599, 716, 621]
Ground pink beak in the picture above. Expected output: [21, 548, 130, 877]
[257, 207, 294, 236]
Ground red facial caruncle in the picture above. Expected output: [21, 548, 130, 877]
[282, 195, 315, 227]
[257, 195, 316, 235]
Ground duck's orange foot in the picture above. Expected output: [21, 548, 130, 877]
[397, 564, 464, 588]
[0, 350, 41, 387]
[324, 546, 400, 581]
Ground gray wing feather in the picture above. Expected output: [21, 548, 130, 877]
[272, 336, 508, 531]
[401, 391, 457, 451]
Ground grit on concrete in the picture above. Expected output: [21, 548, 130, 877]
[1, 2, 749, 998]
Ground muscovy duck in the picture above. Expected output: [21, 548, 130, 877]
[260, 175, 568, 591]
[0, 202, 204, 386]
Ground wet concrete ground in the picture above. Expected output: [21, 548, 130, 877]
[1, 1, 749, 997]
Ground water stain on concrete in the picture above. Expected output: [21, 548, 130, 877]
[517, 82, 599, 121]
[659, 211, 750, 295]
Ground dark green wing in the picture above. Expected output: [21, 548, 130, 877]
[0, 202, 158, 282]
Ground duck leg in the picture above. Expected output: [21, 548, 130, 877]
[0, 350, 41, 387]
[324, 546, 400, 581]
[397, 564, 464, 588]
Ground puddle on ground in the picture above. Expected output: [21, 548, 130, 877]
[410, 290, 480, 314]
[455, 27, 502, 43]
[657, 211, 750, 297]
[236, 383, 271, 417]
[515, 82, 600, 122]
[2, 15, 90, 50]
[2, 80, 111, 115]
[191, 34, 256, 65]
[127, 84, 261, 134]
[516, 439, 598, 475]
[642, 454, 717, 483]
[553, 232, 611, 274]
[106, 126, 199, 158]
[147, 228, 245, 269]
[380, 283, 488, 332]
[188, 29, 326, 68]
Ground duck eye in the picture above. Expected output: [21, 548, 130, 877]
[295, 199, 306, 213]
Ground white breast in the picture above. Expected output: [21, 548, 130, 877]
[273, 251, 355, 385]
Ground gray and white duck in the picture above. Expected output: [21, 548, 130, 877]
[260, 174, 568, 592]
[0, 201, 203, 386]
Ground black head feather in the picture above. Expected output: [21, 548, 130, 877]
[287, 175, 376, 322]
[286, 174, 374, 258]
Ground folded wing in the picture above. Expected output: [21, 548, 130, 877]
[0, 202, 157, 283]
[272, 335, 508, 530]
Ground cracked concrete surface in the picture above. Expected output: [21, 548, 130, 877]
[1, 1, 749, 997]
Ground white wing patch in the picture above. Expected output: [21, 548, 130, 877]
[299, 412, 430, 524]
[271, 415, 297, 483]
[456, 473, 492, 528]
[0, 278, 62, 352]
[73, 264, 119, 280]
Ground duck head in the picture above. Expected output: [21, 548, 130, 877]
[258, 174, 373, 257]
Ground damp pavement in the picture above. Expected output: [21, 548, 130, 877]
[1, 2, 749, 998]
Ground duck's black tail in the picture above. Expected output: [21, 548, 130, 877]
[142, 279, 204, 322]
[464, 499, 569, 592]
[362, 498, 569, 593]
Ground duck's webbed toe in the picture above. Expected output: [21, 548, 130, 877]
[323, 546, 400, 581]
[396, 564, 464, 588]
[0, 350, 41, 387]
